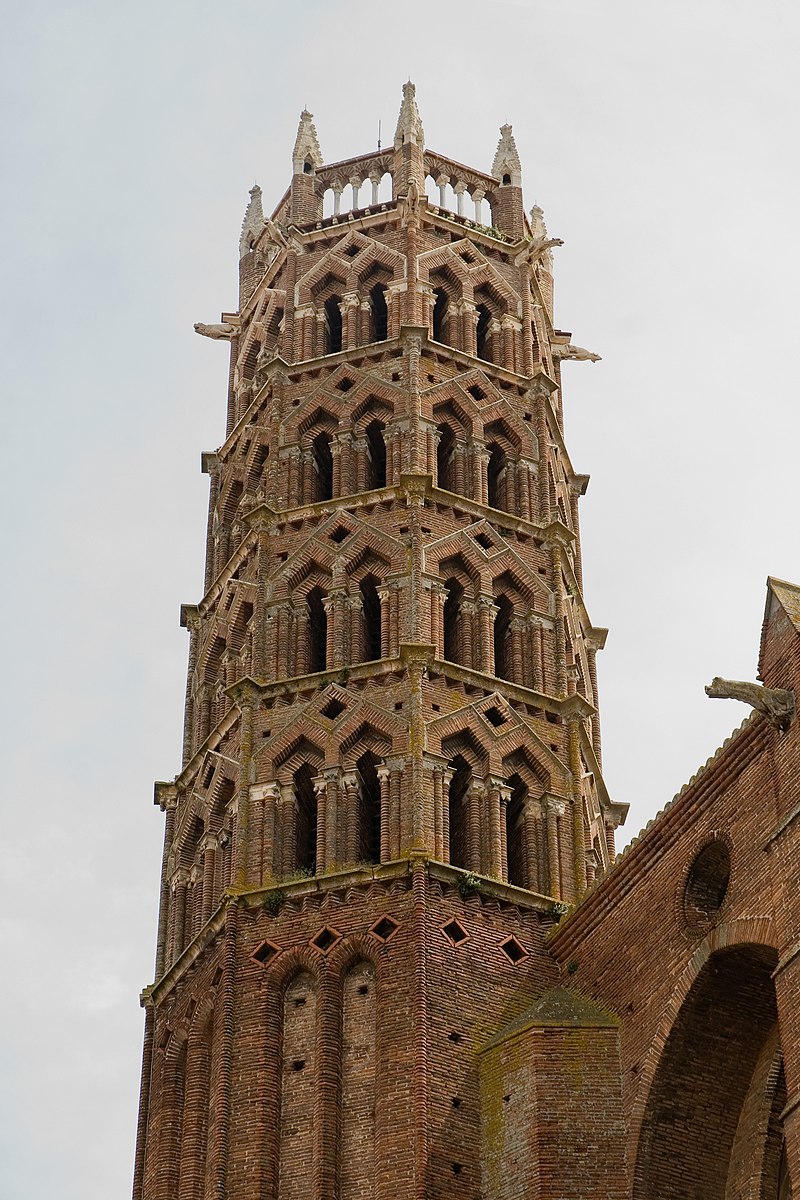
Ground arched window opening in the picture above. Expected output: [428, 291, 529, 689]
[360, 575, 382, 662]
[443, 577, 465, 664]
[324, 296, 343, 354]
[294, 763, 318, 874]
[448, 755, 472, 870]
[356, 752, 381, 864]
[437, 424, 455, 491]
[505, 775, 528, 889]
[369, 284, 388, 342]
[312, 432, 333, 501]
[365, 420, 387, 489]
[475, 304, 492, 361]
[487, 442, 508, 511]
[432, 288, 449, 343]
[494, 595, 513, 681]
[307, 587, 328, 674]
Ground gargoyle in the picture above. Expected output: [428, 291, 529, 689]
[554, 343, 602, 363]
[516, 235, 564, 268]
[264, 217, 288, 249]
[194, 322, 238, 341]
[705, 677, 796, 731]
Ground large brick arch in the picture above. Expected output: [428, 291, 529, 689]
[631, 921, 779, 1200]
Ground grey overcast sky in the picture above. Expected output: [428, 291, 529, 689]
[1, 1, 798, 1196]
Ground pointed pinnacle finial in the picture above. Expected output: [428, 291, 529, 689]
[394, 80, 425, 150]
[492, 124, 522, 186]
[239, 183, 264, 258]
[292, 109, 323, 175]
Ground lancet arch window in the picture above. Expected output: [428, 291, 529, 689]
[369, 283, 388, 342]
[493, 594, 514, 682]
[323, 296, 343, 354]
[475, 303, 492, 361]
[505, 773, 529, 889]
[436, 423, 456, 492]
[311, 431, 334, 502]
[294, 763, 318, 874]
[306, 586, 328, 674]
[447, 754, 472, 871]
[486, 442, 508, 511]
[365, 420, 387, 489]
[443, 576, 466, 666]
[356, 752, 382, 864]
[359, 575, 382, 663]
[432, 287, 450, 344]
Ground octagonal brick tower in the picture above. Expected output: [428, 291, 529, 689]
[133, 83, 627, 1200]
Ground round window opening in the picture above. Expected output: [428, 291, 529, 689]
[683, 840, 730, 929]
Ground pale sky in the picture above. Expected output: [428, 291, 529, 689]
[2, 2, 799, 1196]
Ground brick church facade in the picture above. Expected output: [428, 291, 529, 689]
[132, 84, 799, 1199]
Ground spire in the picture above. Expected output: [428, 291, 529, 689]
[239, 184, 264, 258]
[393, 80, 425, 150]
[292, 109, 323, 175]
[492, 124, 522, 186]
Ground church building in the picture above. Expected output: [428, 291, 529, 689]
[132, 83, 799, 1200]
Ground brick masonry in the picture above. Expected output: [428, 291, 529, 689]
[133, 84, 798, 1199]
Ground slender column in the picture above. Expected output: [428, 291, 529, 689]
[279, 782, 295, 876]
[486, 317, 501, 366]
[475, 446, 490, 506]
[330, 439, 342, 498]
[442, 768, 453, 863]
[533, 384, 551, 523]
[314, 308, 327, 358]
[587, 644, 602, 763]
[170, 869, 189, 962]
[377, 766, 390, 862]
[378, 586, 391, 658]
[478, 596, 498, 676]
[487, 777, 503, 879]
[455, 181, 466, 217]
[369, 171, 381, 206]
[388, 761, 403, 858]
[432, 768, 444, 860]
[468, 781, 484, 873]
[460, 300, 477, 357]
[525, 800, 541, 893]
[604, 818, 616, 861]
[155, 791, 177, 978]
[248, 782, 273, 883]
[545, 796, 564, 899]
[342, 292, 359, 350]
[323, 769, 340, 869]
[551, 541, 567, 695]
[200, 833, 218, 924]
[342, 771, 360, 865]
[568, 715, 587, 897]
[509, 617, 525, 686]
[501, 315, 518, 372]
[313, 775, 327, 873]
[261, 782, 280, 878]
[499, 785, 511, 883]
[472, 187, 485, 223]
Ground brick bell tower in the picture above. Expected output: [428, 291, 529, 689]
[133, 83, 627, 1200]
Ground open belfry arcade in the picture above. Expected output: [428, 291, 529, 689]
[133, 83, 800, 1199]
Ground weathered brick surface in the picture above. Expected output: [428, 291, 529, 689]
[134, 86, 800, 1200]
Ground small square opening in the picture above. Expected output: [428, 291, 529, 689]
[442, 919, 469, 946]
[252, 940, 280, 967]
[500, 936, 527, 964]
[322, 698, 346, 720]
[311, 926, 340, 953]
[370, 916, 400, 942]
